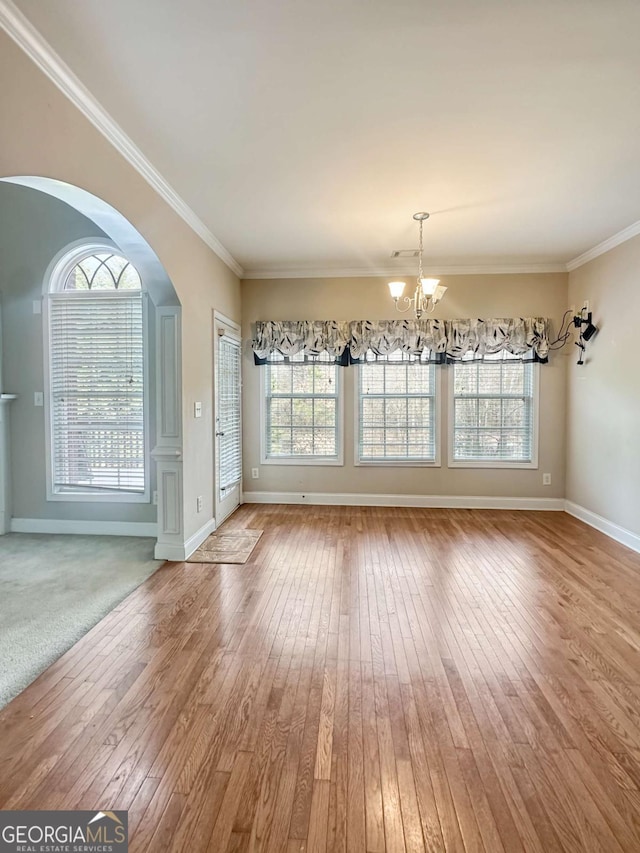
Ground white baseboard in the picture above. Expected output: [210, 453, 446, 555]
[564, 501, 640, 554]
[243, 492, 565, 511]
[155, 517, 216, 561]
[154, 542, 183, 561]
[9, 517, 158, 537]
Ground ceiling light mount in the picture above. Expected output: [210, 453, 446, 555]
[388, 212, 447, 319]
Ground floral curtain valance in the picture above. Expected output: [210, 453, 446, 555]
[252, 317, 550, 364]
[252, 320, 352, 364]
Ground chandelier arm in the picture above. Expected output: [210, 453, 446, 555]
[394, 296, 414, 313]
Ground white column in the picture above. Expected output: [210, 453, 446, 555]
[151, 307, 185, 560]
[0, 394, 17, 535]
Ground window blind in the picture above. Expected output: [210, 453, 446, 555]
[358, 351, 436, 462]
[265, 353, 339, 459]
[452, 355, 534, 462]
[217, 335, 242, 493]
[48, 293, 145, 494]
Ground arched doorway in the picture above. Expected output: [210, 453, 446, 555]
[0, 176, 184, 559]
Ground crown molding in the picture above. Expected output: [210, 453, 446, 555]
[242, 262, 567, 280]
[0, 0, 244, 278]
[566, 219, 640, 271]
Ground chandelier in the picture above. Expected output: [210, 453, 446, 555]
[388, 212, 447, 318]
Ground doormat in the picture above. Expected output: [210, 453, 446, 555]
[186, 529, 263, 564]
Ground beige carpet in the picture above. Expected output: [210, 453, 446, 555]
[187, 529, 263, 564]
[0, 533, 161, 709]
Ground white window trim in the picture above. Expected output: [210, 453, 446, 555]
[260, 363, 344, 466]
[44, 237, 122, 292]
[447, 361, 540, 469]
[43, 242, 151, 503]
[354, 362, 442, 467]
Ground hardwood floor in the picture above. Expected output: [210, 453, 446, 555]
[2, 505, 640, 851]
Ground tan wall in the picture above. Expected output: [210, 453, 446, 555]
[241, 273, 569, 499]
[0, 32, 241, 538]
[567, 236, 640, 535]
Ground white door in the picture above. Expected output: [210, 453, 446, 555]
[214, 315, 242, 524]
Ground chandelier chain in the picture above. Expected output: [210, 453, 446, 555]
[417, 217, 424, 283]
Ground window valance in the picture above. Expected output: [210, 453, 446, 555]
[252, 320, 351, 364]
[252, 317, 550, 364]
[442, 317, 549, 362]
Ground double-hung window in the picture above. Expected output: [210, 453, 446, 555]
[450, 353, 537, 467]
[357, 350, 438, 464]
[46, 247, 148, 500]
[263, 353, 342, 464]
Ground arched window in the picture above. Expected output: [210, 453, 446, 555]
[46, 244, 148, 501]
[59, 252, 142, 292]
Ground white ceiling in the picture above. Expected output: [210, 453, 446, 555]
[10, 0, 640, 275]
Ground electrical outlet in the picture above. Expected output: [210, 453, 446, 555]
[196, 495, 203, 512]
[582, 300, 590, 314]
[251, 468, 259, 479]
[34, 391, 44, 407]
[543, 473, 551, 486]
[152, 490, 158, 505]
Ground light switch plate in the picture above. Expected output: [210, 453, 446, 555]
[194, 401, 202, 418]
[34, 391, 44, 407]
